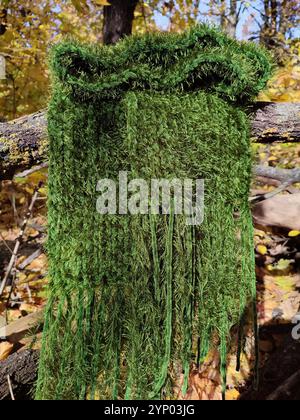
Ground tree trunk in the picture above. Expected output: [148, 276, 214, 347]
[251, 102, 300, 143]
[279, 0, 288, 35]
[261, 0, 280, 49]
[261, 0, 271, 45]
[103, 0, 139, 45]
[227, 0, 238, 38]
[270, 0, 278, 33]
[220, 0, 227, 31]
[220, 0, 238, 38]
[0, 8, 7, 36]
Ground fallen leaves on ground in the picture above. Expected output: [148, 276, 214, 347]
[0, 342, 14, 361]
[0, 172, 48, 362]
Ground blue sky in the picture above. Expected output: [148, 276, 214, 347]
[153, 1, 300, 41]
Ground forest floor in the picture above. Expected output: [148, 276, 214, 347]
[0, 144, 300, 400]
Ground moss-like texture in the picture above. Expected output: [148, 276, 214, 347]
[0, 111, 48, 180]
[36, 25, 272, 400]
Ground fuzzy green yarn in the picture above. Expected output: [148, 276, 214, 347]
[36, 25, 272, 400]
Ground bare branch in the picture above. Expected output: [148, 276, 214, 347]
[0, 183, 42, 297]
[254, 165, 300, 183]
[250, 180, 292, 203]
[7, 375, 15, 401]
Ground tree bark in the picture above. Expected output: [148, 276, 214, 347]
[220, 0, 238, 38]
[0, 349, 39, 400]
[251, 102, 300, 143]
[270, 0, 278, 33]
[0, 8, 7, 36]
[0, 110, 47, 180]
[227, 0, 238, 38]
[0, 103, 300, 181]
[103, 0, 139, 45]
[279, 0, 288, 35]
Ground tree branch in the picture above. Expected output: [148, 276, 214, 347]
[0, 103, 300, 181]
[254, 165, 300, 183]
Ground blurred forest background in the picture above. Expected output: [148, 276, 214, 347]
[0, 0, 300, 121]
[0, 0, 300, 401]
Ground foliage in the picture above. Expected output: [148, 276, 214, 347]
[259, 41, 300, 102]
[0, 0, 298, 121]
[258, 0, 300, 57]
[0, 0, 103, 121]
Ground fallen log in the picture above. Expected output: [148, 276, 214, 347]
[0, 349, 39, 400]
[0, 110, 47, 180]
[1, 102, 300, 181]
[0, 311, 43, 400]
[251, 102, 300, 143]
[0, 310, 43, 344]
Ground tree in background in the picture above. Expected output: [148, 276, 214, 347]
[103, 0, 138, 44]
[259, 0, 300, 52]
[0, 0, 103, 120]
[0, 0, 299, 121]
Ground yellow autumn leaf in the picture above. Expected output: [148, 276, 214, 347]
[226, 389, 240, 401]
[38, 187, 48, 196]
[257, 245, 268, 255]
[273, 259, 292, 271]
[0, 342, 14, 361]
[274, 276, 295, 292]
[93, 0, 111, 5]
[288, 230, 300, 237]
[254, 229, 266, 238]
[71, 0, 85, 12]
[268, 156, 278, 162]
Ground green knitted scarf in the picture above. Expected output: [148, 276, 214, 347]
[36, 25, 272, 400]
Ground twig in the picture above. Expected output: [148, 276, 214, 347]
[0, 182, 42, 297]
[7, 375, 15, 401]
[27, 223, 46, 233]
[15, 163, 49, 179]
[9, 192, 19, 224]
[250, 181, 292, 204]
[254, 165, 300, 184]
[25, 283, 33, 304]
[17, 249, 43, 271]
[0, 231, 14, 254]
[6, 261, 17, 312]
